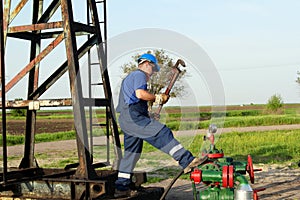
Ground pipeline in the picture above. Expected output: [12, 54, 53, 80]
[160, 124, 265, 200]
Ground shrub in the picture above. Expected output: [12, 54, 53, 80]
[266, 94, 284, 114]
[10, 98, 26, 117]
[10, 108, 26, 117]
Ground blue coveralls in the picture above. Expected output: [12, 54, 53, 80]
[115, 69, 194, 191]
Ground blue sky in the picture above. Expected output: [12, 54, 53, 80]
[107, 0, 300, 105]
[3, 0, 300, 106]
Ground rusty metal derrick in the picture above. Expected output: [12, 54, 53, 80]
[0, 0, 158, 199]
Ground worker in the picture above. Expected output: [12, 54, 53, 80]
[114, 53, 206, 198]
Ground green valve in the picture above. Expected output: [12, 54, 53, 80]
[190, 124, 261, 200]
[197, 187, 234, 200]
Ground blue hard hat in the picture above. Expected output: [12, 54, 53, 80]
[137, 53, 160, 72]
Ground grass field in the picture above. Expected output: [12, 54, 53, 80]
[1, 104, 300, 144]
[1, 103, 300, 169]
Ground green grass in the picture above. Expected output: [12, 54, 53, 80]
[188, 129, 300, 167]
[0, 131, 76, 146]
[3, 109, 107, 120]
[2, 112, 300, 147]
[2, 105, 300, 171]
[138, 129, 300, 167]
[165, 114, 300, 131]
[35, 131, 76, 142]
[141, 129, 300, 183]
[221, 115, 300, 127]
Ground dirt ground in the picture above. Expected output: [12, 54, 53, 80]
[2, 118, 75, 135]
[1, 119, 300, 199]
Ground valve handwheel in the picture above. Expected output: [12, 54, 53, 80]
[246, 155, 255, 184]
[222, 166, 228, 187]
[228, 165, 234, 188]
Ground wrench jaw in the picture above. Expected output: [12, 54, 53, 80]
[175, 59, 186, 68]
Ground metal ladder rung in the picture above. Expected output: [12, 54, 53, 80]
[93, 143, 107, 147]
[92, 123, 107, 127]
[90, 62, 100, 65]
[64, 161, 109, 170]
[91, 83, 103, 85]
[88, 21, 104, 25]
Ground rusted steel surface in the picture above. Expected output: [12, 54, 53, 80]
[1, 0, 8, 183]
[61, 0, 96, 180]
[0, 181, 163, 200]
[8, 0, 29, 24]
[0, 98, 73, 108]
[38, 0, 60, 23]
[29, 35, 98, 99]
[3, 33, 64, 93]
[0, 168, 113, 199]
[73, 22, 96, 34]
[0, 0, 136, 198]
[7, 31, 39, 40]
[3, 0, 11, 46]
[0, 169, 159, 199]
[21, 0, 44, 169]
[0, 179, 107, 199]
[8, 21, 63, 33]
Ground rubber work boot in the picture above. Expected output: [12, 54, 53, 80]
[184, 156, 208, 174]
[114, 189, 137, 198]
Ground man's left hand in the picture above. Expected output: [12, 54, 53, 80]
[154, 94, 170, 105]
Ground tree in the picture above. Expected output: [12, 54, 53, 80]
[121, 49, 187, 108]
[266, 94, 284, 114]
[297, 71, 300, 85]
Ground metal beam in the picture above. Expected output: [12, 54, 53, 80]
[38, 0, 60, 23]
[8, 21, 63, 33]
[7, 31, 39, 40]
[0, 0, 128, 197]
[0, 98, 111, 108]
[5, 98, 72, 108]
[61, 0, 96, 179]
[3, 0, 11, 47]
[2, 33, 64, 93]
[8, 0, 29, 24]
[1, 0, 8, 183]
[20, 0, 44, 168]
[29, 35, 98, 99]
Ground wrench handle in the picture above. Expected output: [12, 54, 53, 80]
[156, 59, 185, 115]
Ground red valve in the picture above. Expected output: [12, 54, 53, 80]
[222, 165, 234, 188]
[190, 168, 202, 184]
[207, 153, 224, 159]
[246, 155, 255, 184]
[228, 165, 234, 188]
[253, 188, 266, 200]
[222, 166, 228, 188]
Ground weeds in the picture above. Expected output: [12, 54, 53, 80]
[188, 129, 300, 167]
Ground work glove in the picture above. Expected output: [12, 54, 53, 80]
[154, 93, 170, 105]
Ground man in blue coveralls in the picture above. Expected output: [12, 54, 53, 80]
[114, 53, 206, 197]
